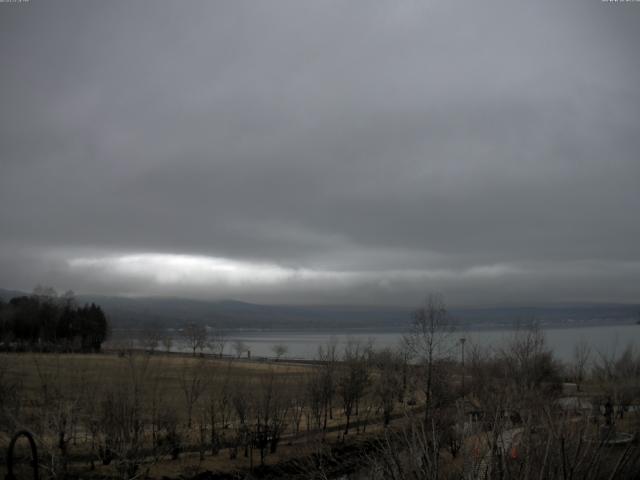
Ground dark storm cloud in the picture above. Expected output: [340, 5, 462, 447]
[1, 0, 639, 305]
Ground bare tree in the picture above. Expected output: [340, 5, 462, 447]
[362, 337, 640, 480]
[405, 293, 454, 423]
[208, 327, 227, 357]
[60, 289, 77, 309]
[30, 354, 88, 478]
[252, 368, 291, 465]
[182, 323, 208, 356]
[289, 382, 306, 434]
[366, 414, 443, 480]
[179, 358, 208, 428]
[139, 323, 162, 354]
[206, 361, 234, 456]
[229, 375, 252, 461]
[160, 331, 173, 354]
[232, 339, 246, 358]
[317, 338, 339, 429]
[272, 343, 288, 360]
[98, 353, 152, 480]
[156, 406, 181, 460]
[146, 358, 167, 458]
[337, 339, 370, 435]
[571, 338, 592, 389]
[32, 284, 58, 301]
[306, 370, 325, 431]
[593, 343, 640, 423]
[500, 323, 560, 401]
[371, 348, 402, 426]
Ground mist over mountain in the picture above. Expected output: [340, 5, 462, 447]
[2, 288, 638, 331]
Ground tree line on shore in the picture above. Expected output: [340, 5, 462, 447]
[0, 286, 110, 352]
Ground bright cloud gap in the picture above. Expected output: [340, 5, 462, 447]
[67, 253, 520, 289]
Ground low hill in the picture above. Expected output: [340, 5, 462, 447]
[1, 288, 638, 330]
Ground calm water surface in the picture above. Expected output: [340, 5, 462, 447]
[205, 324, 640, 362]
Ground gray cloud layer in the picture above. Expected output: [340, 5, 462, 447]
[1, 0, 639, 306]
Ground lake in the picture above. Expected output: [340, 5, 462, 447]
[191, 323, 640, 363]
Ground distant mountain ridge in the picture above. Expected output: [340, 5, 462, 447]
[1, 288, 638, 330]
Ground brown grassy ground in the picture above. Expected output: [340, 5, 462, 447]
[1, 351, 311, 419]
[0, 351, 397, 479]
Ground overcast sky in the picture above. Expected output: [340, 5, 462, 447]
[1, 0, 639, 306]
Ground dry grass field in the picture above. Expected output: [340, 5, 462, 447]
[4, 329, 640, 480]
[1, 351, 310, 400]
[0, 350, 396, 479]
